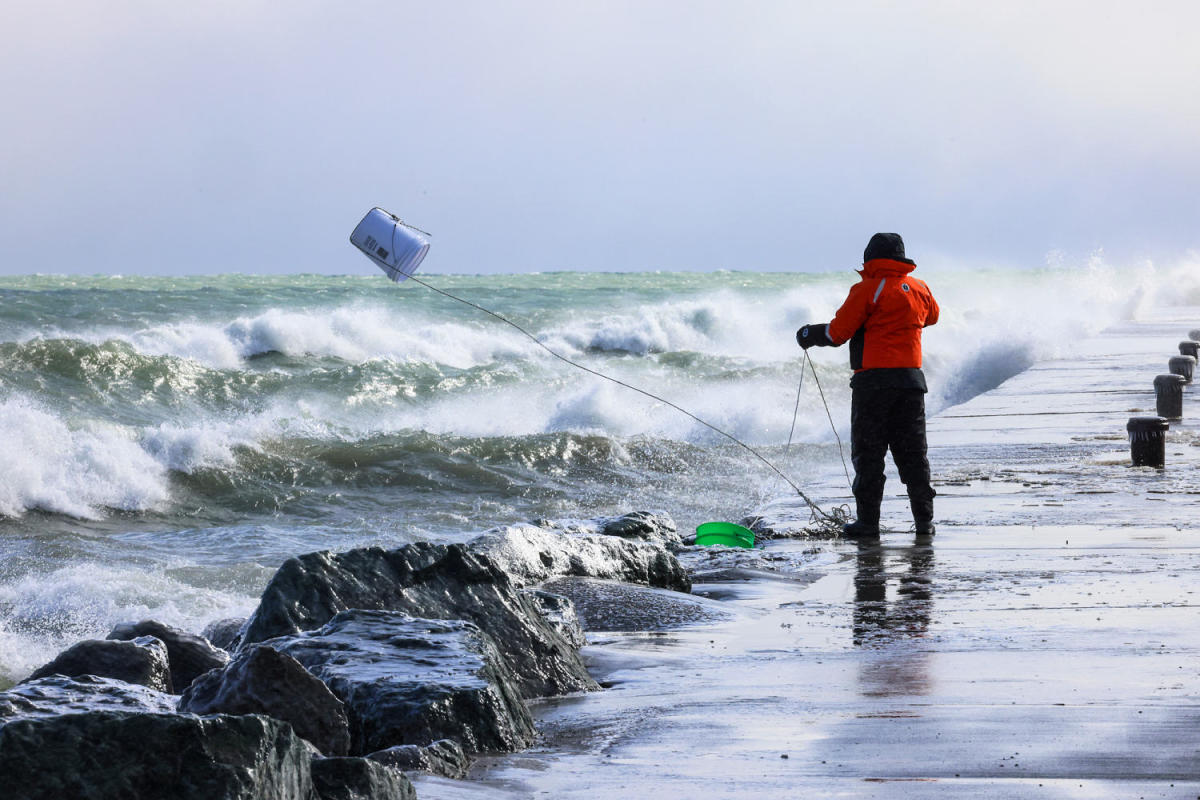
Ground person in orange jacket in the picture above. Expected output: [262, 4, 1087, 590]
[797, 233, 939, 538]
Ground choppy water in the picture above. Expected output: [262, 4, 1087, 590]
[0, 263, 1192, 681]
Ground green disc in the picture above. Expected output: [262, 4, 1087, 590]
[694, 521, 755, 549]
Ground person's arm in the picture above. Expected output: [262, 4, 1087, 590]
[796, 281, 871, 349]
[826, 281, 872, 345]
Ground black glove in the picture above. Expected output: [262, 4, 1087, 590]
[796, 323, 830, 349]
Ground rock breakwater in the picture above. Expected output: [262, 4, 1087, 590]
[0, 511, 692, 799]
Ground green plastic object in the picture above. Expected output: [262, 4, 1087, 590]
[695, 521, 755, 549]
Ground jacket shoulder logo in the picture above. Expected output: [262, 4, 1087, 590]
[901, 283, 911, 292]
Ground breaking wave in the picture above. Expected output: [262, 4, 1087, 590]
[0, 396, 169, 519]
[0, 260, 1186, 520]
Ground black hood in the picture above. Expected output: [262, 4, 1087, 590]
[863, 232, 914, 265]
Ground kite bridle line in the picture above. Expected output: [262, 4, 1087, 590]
[399, 270, 847, 530]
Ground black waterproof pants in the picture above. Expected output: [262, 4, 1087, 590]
[849, 387, 935, 526]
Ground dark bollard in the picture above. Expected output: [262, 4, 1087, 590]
[1127, 416, 1169, 467]
[1181, 341, 1200, 359]
[1190, 329, 1200, 342]
[1154, 374, 1185, 419]
[1169, 355, 1196, 383]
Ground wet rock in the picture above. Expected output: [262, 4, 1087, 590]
[525, 589, 586, 649]
[528, 511, 681, 547]
[367, 739, 470, 779]
[0, 711, 315, 799]
[469, 520, 691, 592]
[179, 644, 351, 757]
[264, 609, 535, 755]
[598, 510, 683, 547]
[23, 635, 173, 693]
[543, 577, 732, 632]
[311, 756, 415, 800]
[0, 675, 177, 723]
[240, 542, 597, 698]
[107, 619, 230, 692]
[203, 617, 247, 652]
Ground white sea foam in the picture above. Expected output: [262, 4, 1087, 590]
[543, 299, 723, 356]
[121, 307, 535, 370]
[541, 285, 850, 363]
[0, 561, 257, 682]
[140, 421, 253, 472]
[0, 397, 289, 518]
[0, 396, 170, 519]
[917, 260, 1161, 412]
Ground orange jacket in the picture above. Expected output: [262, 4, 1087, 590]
[826, 259, 939, 372]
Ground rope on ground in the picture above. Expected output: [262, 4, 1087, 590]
[941, 410, 1124, 419]
[406, 274, 845, 526]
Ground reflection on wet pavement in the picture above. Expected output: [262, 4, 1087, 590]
[853, 539, 935, 699]
[853, 538, 935, 647]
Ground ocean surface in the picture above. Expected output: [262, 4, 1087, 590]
[0, 264, 1192, 683]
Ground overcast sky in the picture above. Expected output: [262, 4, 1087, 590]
[2, 1, 1198, 275]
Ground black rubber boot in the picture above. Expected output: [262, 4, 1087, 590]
[843, 501, 880, 539]
[842, 519, 881, 539]
[910, 496, 935, 537]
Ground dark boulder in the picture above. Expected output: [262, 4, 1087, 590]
[598, 510, 683, 547]
[367, 738, 470, 779]
[107, 620, 230, 692]
[524, 589, 586, 649]
[264, 610, 535, 755]
[0, 711, 316, 800]
[240, 542, 597, 698]
[469, 518, 690, 592]
[202, 617, 248, 652]
[179, 644, 351, 757]
[0, 675, 177, 723]
[22, 636, 173, 693]
[530, 511, 682, 547]
[311, 756, 415, 800]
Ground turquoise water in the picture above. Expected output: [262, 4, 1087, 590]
[0, 265, 1174, 680]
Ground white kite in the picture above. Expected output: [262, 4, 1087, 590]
[349, 207, 430, 282]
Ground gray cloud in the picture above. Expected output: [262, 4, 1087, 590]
[2, 0, 1198, 275]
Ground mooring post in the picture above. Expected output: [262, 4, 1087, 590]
[1180, 341, 1200, 360]
[1154, 374, 1185, 419]
[1189, 328, 1200, 342]
[1127, 416, 1169, 468]
[1168, 355, 1196, 384]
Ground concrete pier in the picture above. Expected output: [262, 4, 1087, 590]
[415, 311, 1200, 800]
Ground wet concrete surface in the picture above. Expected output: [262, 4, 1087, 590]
[414, 312, 1200, 799]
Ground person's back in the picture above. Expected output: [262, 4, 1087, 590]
[830, 257, 937, 375]
[797, 233, 939, 538]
